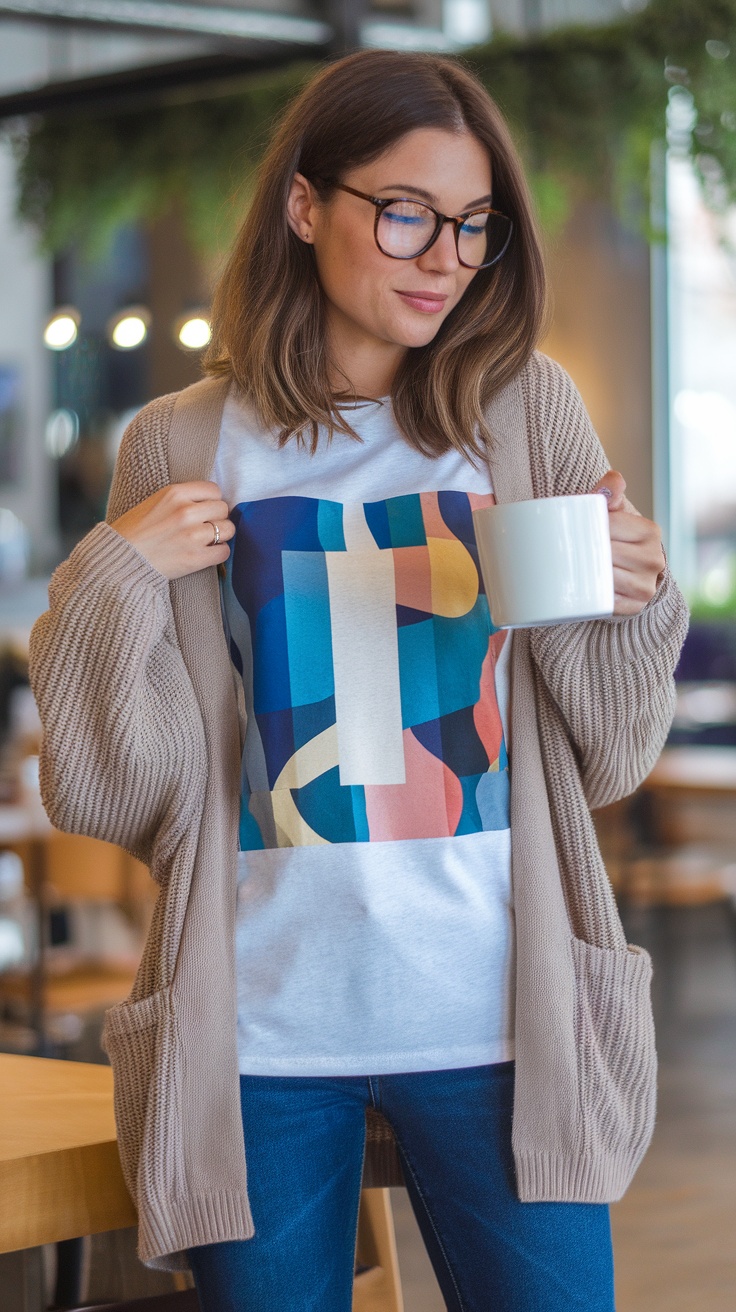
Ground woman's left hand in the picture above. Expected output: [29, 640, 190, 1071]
[591, 471, 666, 616]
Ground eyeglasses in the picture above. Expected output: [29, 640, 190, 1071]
[330, 183, 513, 269]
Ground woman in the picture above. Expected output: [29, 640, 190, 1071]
[29, 49, 687, 1312]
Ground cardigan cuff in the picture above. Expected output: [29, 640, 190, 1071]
[514, 1147, 646, 1205]
[137, 1188, 256, 1272]
[602, 566, 689, 662]
[49, 520, 170, 608]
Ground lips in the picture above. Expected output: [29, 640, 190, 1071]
[396, 291, 449, 314]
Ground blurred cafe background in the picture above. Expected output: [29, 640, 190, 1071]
[1, 0, 736, 1308]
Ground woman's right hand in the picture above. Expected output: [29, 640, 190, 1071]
[110, 481, 235, 581]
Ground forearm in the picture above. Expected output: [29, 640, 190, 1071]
[28, 522, 181, 860]
[529, 567, 689, 810]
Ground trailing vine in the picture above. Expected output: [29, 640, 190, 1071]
[5, 0, 736, 256]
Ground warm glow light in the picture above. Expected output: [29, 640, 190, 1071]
[110, 313, 148, 350]
[178, 316, 211, 350]
[43, 309, 79, 350]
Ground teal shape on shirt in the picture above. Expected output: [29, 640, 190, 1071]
[456, 774, 485, 835]
[292, 766, 358, 844]
[317, 499, 346, 551]
[385, 493, 427, 548]
[282, 550, 334, 708]
[397, 598, 490, 728]
[239, 799, 265, 851]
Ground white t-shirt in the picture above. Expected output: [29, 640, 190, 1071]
[214, 387, 515, 1076]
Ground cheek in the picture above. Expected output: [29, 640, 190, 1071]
[316, 228, 385, 317]
[450, 268, 479, 311]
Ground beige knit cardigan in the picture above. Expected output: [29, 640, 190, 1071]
[28, 350, 688, 1270]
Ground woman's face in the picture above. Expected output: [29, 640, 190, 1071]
[287, 127, 493, 367]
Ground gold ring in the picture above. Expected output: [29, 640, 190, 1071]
[205, 520, 220, 546]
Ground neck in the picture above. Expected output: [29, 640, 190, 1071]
[325, 306, 406, 400]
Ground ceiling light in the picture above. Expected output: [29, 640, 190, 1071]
[43, 307, 80, 351]
[176, 314, 212, 351]
[108, 307, 150, 350]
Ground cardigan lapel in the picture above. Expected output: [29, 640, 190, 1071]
[162, 377, 255, 1229]
[166, 375, 232, 487]
[167, 376, 234, 685]
[483, 372, 533, 505]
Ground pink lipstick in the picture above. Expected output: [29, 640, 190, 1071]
[396, 291, 448, 314]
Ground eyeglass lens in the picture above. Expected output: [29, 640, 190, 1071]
[376, 200, 511, 267]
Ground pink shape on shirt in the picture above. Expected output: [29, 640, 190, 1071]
[393, 545, 433, 614]
[364, 727, 463, 840]
[473, 633, 506, 769]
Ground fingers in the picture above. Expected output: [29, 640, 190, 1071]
[197, 517, 236, 548]
[166, 491, 230, 523]
[609, 533, 664, 574]
[181, 497, 231, 527]
[612, 566, 659, 608]
[167, 481, 226, 503]
[605, 502, 665, 614]
[607, 509, 663, 548]
[167, 520, 234, 580]
[609, 514, 665, 576]
[592, 470, 627, 512]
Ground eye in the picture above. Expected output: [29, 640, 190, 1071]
[459, 214, 489, 236]
[384, 212, 426, 226]
[382, 201, 435, 227]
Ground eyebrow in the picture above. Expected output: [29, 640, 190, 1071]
[378, 183, 494, 209]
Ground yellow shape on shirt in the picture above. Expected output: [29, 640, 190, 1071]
[428, 537, 478, 618]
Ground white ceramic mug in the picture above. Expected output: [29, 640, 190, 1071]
[472, 494, 615, 629]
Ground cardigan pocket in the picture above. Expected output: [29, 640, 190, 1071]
[571, 937, 657, 1167]
[102, 986, 182, 1206]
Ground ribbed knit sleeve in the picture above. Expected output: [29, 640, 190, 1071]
[28, 393, 207, 872]
[523, 352, 689, 810]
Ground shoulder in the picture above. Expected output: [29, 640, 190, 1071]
[107, 377, 233, 521]
[117, 376, 230, 464]
[105, 390, 181, 522]
[517, 349, 585, 423]
[515, 350, 609, 496]
[493, 350, 587, 440]
[118, 390, 181, 465]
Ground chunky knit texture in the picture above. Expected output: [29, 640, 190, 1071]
[28, 351, 689, 1270]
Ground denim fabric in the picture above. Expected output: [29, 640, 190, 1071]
[187, 1063, 615, 1312]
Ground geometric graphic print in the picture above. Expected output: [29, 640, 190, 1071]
[220, 489, 509, 849]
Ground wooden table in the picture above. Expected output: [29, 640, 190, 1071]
[645, 745, 736, 793]
[612, 746, 736, 908]
[642, 746, 736, 850]
[0, 1055, 403, 1312]
[0, 1053, 135, 1311]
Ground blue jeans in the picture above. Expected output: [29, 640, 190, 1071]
[188, 1062, 614, 1311]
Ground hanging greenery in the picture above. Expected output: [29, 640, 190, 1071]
[7, 62, 319, 257]
[5, 0, 736, 257]
[472, 0, 736, 239]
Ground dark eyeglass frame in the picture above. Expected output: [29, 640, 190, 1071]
[330, 182, 514, 269]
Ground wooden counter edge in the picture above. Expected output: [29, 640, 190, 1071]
[0, 1139, 136, 1253]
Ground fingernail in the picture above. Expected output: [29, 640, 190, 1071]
[598, 487, 613, 500]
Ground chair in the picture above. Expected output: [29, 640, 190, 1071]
[0, 830, 155, 1052]
[79, 1295, 199, 1311]
[594, 748, 736, 980]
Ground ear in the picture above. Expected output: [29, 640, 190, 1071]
[286, 172, 317, 243]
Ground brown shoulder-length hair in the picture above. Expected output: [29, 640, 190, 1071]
[205, 48, 550, 458]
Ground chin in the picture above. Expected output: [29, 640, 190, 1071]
[389, 320, 446, 350]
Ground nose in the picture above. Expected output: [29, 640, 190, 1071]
[416, 219, 460, 274]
